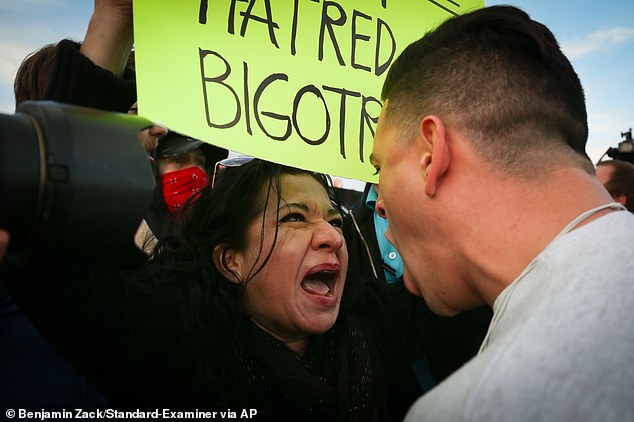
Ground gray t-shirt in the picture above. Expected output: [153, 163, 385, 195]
[405, 210, 634, 422]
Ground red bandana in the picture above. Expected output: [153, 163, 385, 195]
[161, 166, 208, 214]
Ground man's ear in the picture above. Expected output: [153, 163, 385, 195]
[419, 116, 450, 197]
[213, 244, 243, 285]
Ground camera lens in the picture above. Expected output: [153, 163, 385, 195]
[0, 101, 155, 268]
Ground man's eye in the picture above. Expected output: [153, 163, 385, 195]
[372, 167, 380, 176]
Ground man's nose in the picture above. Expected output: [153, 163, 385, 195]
[375, 191, 387, 219]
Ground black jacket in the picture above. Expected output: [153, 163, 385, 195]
[1, 253, 493, 421]
[344, 183, 386, 282]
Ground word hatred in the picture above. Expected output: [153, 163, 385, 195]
[199, 0, 397, 76]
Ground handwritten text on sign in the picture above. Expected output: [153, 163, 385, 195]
[134, 0, 483, 180]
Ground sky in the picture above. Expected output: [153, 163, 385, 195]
[0, 1, 632, 172]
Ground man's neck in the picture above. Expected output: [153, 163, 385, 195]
[457, 167, 615, 306]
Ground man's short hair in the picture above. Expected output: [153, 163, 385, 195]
[596, 160, 634, 212]
[381, 6, 592, 176]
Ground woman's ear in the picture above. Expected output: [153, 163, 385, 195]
[213, 244, 243, 285]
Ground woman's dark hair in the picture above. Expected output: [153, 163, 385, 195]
[138, 159, 342, 378]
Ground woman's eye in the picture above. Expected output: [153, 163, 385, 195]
[329, 218, 344, 229]
[281, 213, 305, 223]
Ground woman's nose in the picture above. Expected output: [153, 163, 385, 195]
[313, 220, 344, 251]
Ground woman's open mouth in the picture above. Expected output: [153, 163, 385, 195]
[300, 265, 340, 297]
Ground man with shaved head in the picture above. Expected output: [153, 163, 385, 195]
[370, 5, 634, 421]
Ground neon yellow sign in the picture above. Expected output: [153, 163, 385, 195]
[134, 0, 483, 181]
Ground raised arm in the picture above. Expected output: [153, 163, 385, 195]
[42, 0, 136, 111]
[79, 0, 134, 77]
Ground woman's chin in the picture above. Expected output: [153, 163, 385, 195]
[299, 309, 340, 335]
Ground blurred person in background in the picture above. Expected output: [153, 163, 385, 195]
[596, 159, 634, 212]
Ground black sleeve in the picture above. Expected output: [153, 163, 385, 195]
[346, 275, 492, 384]
[43, 39, 137, 113]
[1, 263, 138, 401]
[0, 260, 211, 407]
[345, 275, 491, 420]
[372, 277, 491, 381]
